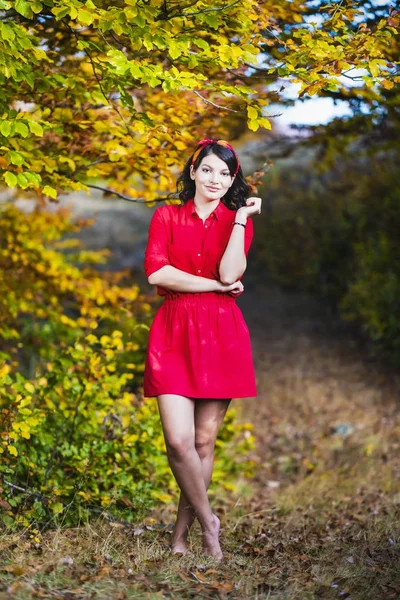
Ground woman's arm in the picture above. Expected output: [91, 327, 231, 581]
[148, 265, 239, 293]
[218, 209, 252, 284]
[219, 196, 262, 284]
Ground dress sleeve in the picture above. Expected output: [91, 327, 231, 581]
[244, 217, 254, 257]
[144, 207, 171, 279]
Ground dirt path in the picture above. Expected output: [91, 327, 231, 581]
[237, 274, 399, 457]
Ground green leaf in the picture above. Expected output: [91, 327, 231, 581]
[8, 151, 24, 166]
[42, 185, 57, 199]
[14, 0, 33, 18]
[0, 23, 15, 41]
[194, 38, 209, 51]
[15, 121, 29, 138]
[24, 171, 41, 185]
[169, 42, 181, 60]
[28, 121, 43, 136]
[17, 173, 29, 188]
[31, 0, 42, 13]
[203, 14, 218, 29]
[0, 120, 12, 137]
[50, 502, 64, 514]
[4, 171, 17, 187]
[52, 6, 71, 19]
[78, 9, 94, 25]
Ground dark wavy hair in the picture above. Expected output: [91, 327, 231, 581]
[176, 141, 250, 211]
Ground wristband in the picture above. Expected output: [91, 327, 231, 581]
[232, 221, 246, 228]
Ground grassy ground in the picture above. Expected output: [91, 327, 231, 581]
[1, 281, 400, 599]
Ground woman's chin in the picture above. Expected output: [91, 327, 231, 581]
[202, 190, 224, 201]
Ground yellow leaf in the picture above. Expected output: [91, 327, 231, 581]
[247, 105, 258, 120]
[381, 79, 394, 90]
[85, 334, 98, 344]
[8, 445, 18, 456]
[247, 119, 259, 132]
[24, 382, 35, 394]
[259, 117, 272, 130]
[368, 59, 385, 78]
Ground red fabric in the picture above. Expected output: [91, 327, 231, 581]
[143, 198, 257, 399]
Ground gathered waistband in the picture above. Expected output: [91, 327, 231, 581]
[163, 291, 236, 304]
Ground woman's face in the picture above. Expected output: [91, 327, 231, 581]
[190, 152, 234, 201]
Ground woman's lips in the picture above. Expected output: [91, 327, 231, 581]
[206, 186, 219, 191]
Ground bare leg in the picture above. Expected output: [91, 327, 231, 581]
[172, 398, 231, 553]
[157, 395, 230, 560]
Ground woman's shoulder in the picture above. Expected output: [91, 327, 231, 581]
[154, 202, 182, 218]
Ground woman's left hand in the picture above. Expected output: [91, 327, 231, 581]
[238, 197, 262, 219]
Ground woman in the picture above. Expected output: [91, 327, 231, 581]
[143, 138, 262, 561]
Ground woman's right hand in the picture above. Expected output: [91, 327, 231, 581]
[216, 279, 244, 296]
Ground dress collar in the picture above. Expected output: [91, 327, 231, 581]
[184, 197, 227, 221]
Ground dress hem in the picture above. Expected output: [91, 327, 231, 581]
[144, 390, 258, 399]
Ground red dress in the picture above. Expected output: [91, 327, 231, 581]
[143, 197, 257, 399]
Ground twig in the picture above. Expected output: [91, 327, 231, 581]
[74, 159, 112, 174]
[193, 90, 239, 112]
[1, 478, 141, 528]
[183, 0, 240, 17]
[231, 507, 278, 532]
[3, 479, 45, 500]
[84, 184, 179, 204]
[66, 24, 137, 143]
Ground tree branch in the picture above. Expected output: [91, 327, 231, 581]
[84, 183, 178, 204]
[193, 90, 239, 112]
[182, 0, 240, 17]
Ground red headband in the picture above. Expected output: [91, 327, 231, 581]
[191, 138, 240, 176]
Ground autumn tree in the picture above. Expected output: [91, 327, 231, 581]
[0, 0, 397, 204]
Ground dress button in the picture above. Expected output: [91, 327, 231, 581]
[197, 269, 201, 273]
[197, 253, 201, 257]
[205, 225, 208, 228]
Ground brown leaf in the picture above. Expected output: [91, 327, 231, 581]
[211, 581, 235, 592]
[121, 496, 133, 507]
[190, 570, 210, 584]
[1, 564, 35, 576]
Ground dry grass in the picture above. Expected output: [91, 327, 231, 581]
[1, 283, 400, 599]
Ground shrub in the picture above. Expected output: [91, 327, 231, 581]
[0, 334, 255, 529]
[255, 156, 400, 364]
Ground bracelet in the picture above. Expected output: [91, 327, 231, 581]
[232, 221, 246, 228]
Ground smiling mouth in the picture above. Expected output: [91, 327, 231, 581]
[206, 186, 220, 191]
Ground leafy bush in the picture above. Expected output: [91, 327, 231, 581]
[255, 156, 400, 363]
[0, 335, 255, 529]
[0, 202, 146, 372]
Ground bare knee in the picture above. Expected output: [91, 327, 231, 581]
[166, 436, 194, 461]
[195, 435, 215, 460]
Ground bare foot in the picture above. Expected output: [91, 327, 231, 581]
[202, 514, 223, 562]
[171, 530, 191, 556]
